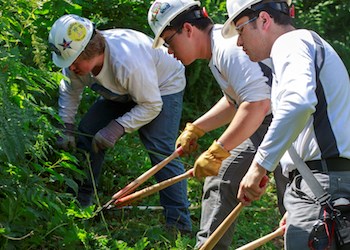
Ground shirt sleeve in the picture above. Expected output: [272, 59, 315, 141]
[255, 32, 318, 171]
[58, 68, 86, 124]
[114, 56, 163, 133]
[220, 47, 271, 104]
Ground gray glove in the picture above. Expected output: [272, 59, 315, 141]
[92, 120, 124, 153]
[56, 123, 76, 151]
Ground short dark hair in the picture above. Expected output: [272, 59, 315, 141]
[234, 1, 293, 26]
[163, 6, 213, 34]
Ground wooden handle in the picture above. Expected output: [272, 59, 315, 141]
[115, 169, 193, 207]
[112, 147, 183, 201]
[200, 176, 269, 250]
[236, 226, 285, 250]
[200, 202, 244, 250]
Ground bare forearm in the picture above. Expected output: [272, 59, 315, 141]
[218, 99, 270, 151]
[193, 97, 236, 132]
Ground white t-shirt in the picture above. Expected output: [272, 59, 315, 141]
[58, 29, 186, 133]
[209, 25, 271, 107]
[254, 29, 350, 174]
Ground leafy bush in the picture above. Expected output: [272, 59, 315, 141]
[293, 0, 350, 69]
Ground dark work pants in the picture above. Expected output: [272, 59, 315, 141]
[75, 93, 192, 232]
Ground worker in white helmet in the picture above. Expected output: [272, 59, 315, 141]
[223, 0, 350, 249]
[48, 14, 192, 234]
[148, 0, 288, 248]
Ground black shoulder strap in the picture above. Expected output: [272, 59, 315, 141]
[311, 31, 325, 77]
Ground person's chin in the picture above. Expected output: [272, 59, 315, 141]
[182, 59, 195, 66]
[247, 54, 259, 62]
[75, 71, 87, 76]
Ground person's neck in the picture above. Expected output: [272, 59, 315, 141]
[91, 53, 104, 76]
[200, 24, 214, 60]
[267, 24, 296, 49]
[275, 24, 296, 40]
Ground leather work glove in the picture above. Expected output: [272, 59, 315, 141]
[176, 122, 205, 154]
[193, 140, 231, 178]
[56, 123, 76, 151]
[92, 120, 124, 153]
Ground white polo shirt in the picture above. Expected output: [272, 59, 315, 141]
[254, 29, 350, 174]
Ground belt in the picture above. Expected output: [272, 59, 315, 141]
[288, 157, 350, 181]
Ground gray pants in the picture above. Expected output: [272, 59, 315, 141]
[284, 171, 350, 249]
[195, 116, 288, 249]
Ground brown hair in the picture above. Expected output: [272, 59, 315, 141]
[78, 30, 105, 60]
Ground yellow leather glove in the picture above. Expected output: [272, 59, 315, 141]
[194, 140, 231, 178]
[176, 123, 205, 154]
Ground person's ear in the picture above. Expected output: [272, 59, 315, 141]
[183, 22, 193, 36]
[259, 11, 272, 30]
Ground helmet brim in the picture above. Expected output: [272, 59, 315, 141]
[222, 0, 292, 39]
[52, 52, 77, 68]
[152, 1, 200, 49]
[222, 0, 262, 38]
[222, 18, 238, 39]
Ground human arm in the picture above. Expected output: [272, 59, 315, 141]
[237, 160, 268, 205]
[192, 96, 236, 132]
[193, 40, 271, 165]
[58, 68, 86, 124]
[279, 212, 288, 228]
[56, 123, 76, 150]
[56, 69, 87, 150]
[254, 32, 318, 171]
[216, 98, 270, 151]
[90, 65, 161, 151]
[237, 32, 319, 205]
[176, 97, 234, 154]
[92, 120, 125, 153]
[193, 98, 270, 178]
[105, 43, 164, 133]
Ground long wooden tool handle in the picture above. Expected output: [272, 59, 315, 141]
[116, 169, 193, 207]
[112, 147, 183, 201]
[200, 202, 244, 250]
[200, 176, 269, 250]
[236, 226, 285, 250]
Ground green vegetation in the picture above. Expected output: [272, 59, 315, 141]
[1, 0, 349, 249]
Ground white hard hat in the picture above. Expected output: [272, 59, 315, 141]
[148, 0, 200, 49]
[222, 0, 292, 38]
[48, 14, 94, 68]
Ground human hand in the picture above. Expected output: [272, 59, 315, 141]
[56, 123, 76, 151]
[237, 162, 268, 205]
[193, 140, 230, 178]
[279, 212, 288, 228]
[176, 122, 205, 154]
[92, 120, 124, 153]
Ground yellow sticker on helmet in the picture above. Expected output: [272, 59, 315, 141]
[67, 22, 87, 42]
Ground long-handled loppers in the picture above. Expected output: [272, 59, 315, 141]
[95, 146, 184, 213]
